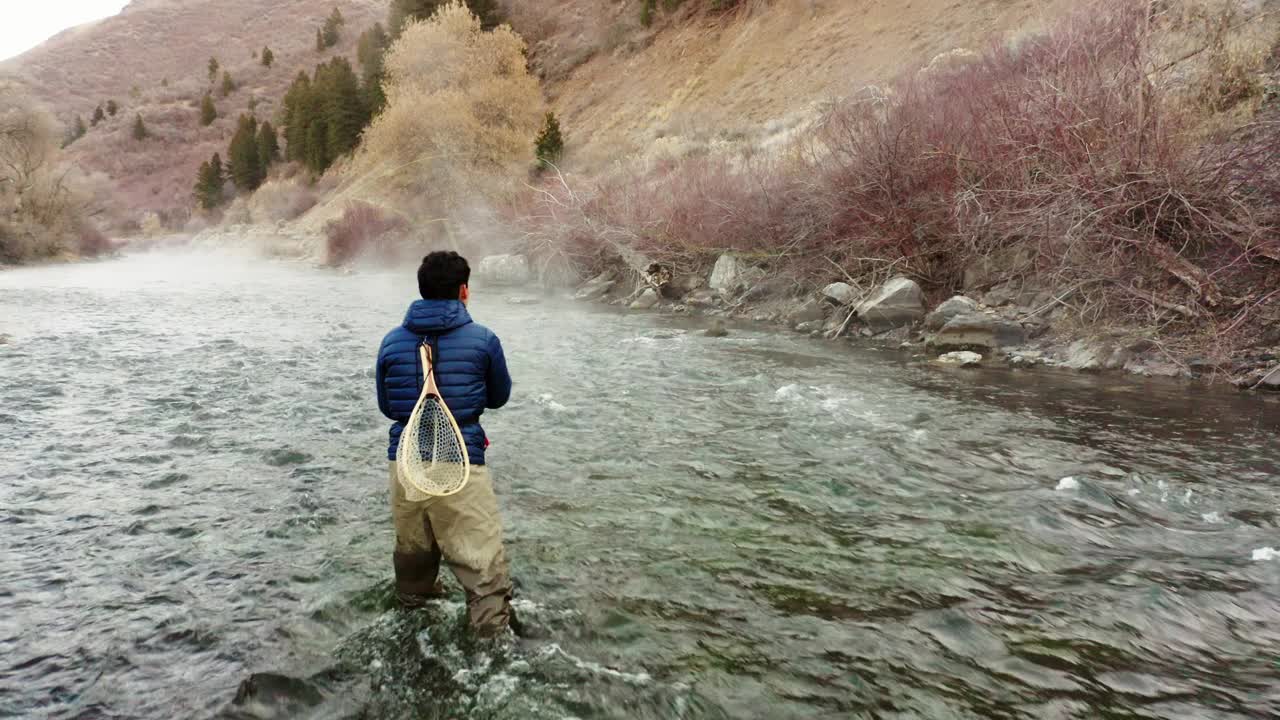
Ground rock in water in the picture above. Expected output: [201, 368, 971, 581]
[924, 295, 979, 330]
[855, 276, 925, 331]
[821, 282, 857, 305]
[476, 254, 531, 285]
[1260, 366, 1280, 391]
[937, 351, 983, 367]
[232, 672, 324, 712]
[704, 319, 729, 337]
[630, 288, 659, 310]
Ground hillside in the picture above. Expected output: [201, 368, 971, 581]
[1, 0, 384, 228]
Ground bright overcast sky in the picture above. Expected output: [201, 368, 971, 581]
[1, 1, 130, 61]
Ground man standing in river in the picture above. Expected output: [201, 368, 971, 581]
[375, 251, 515, 636]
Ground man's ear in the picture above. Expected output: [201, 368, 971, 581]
[459, 284, 470, 304]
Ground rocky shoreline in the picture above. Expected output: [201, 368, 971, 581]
[476, 253, 1280, 392]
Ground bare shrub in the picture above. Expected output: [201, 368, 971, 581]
[75, 223, 113, 257]
[511, 0, 1280, 352]
[323, 201, 408, 266]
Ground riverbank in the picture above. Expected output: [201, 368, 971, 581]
[476, 252, 1280, 392]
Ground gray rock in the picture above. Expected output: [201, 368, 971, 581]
[929, 313, 1027, 351]
[574, 271, 616, 301]
[821, 282, 857, 305]
[709, 254, 745, 293]
[742, 275, 794, 302]
[1125, 359, 1187, 378]
[665, 273, 705, 298]
[686, 289, 719, 308]
[630, 288, 660, 310]
[795, 320, 824, 335]
[786, 299, 826, 327]
[504, 295, 542, 306]
[854, 276, 925, 331]
[1259, 365, 1280, 390]
[1059, 340, 1132, 371]
[0, 334, 10, 345]
[476, 254, 531, 285]
[937, 351, 984, 366]
[704, 319, 729, 338]
[924, 295, 979, 331]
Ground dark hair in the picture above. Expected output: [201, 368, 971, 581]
[417, 251, 471, 300]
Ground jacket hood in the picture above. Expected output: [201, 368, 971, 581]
[402, 299, 473, 334]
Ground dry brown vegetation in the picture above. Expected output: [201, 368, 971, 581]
[1, 0, 383, 230]
[331, 1, 542, 247]
[510, 0, 1280, 358]
[0, 82, 110, 262]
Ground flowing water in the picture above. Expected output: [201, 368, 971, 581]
[2, 251, 1279, 720]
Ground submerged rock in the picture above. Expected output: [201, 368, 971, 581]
[476, 254, 531, 285]
[854, 276, 925, 331]
[232, 672, 324, 712]
[504, 295, 542, 306]
[924, 295, 979, 331]
[704, 319, 729, 337]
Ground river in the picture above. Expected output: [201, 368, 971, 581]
[2, 251, 1278, 719]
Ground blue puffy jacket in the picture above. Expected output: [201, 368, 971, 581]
[376, 299, 512, 463]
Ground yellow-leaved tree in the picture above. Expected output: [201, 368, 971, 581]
[350, 1, 543, 243]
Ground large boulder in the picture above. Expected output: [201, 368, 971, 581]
[709, 254, 744, 293]
[630, 288, 659, 310]
[574, 271, 616, 301]
[476, 254, 531, 285]
[821, 282, 857, 305]
[855, 276, 925, 331]
[929, 314, 1027, 351]
[924, 295, 979, 331]
[708, 254, 764, 296]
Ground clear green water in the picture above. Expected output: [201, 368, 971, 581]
[2, 251, 1278, 719]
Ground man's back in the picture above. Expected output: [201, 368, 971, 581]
[376, 251, 516, 634]
[376, 298, 511, 463]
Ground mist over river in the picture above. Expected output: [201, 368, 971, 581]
[2, 251, 1279, 719]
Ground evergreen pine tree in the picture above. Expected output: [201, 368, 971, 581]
[282, 72, 313, 163]
[316, 28, 325, 53]
[208, 57, 220, 82]
[257, 121, 281, 167]
[357, 23, 389, 115]
[64, 115, 88, 147]
[535, 112, 564, 170]
[228, 114, 264, 191]
[132, 114, 148, 140]
[106, 100, 119, 117]
[91, 105, 105, 126]
[319, 57, 367, 160]
[388, 0, 501, 38]
[220, 71, 236, 98]
[194, 153, 227, 210]
[323, 7, 345, 47]
[200, 93, 218, 126]
[261, 46, 274, 68]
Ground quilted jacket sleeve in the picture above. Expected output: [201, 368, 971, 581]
[485, 333, 512, 409]
[375, 334, 394, 421]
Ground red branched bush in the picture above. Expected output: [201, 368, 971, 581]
[323, 201, 407, 266]
[510, 0, 1280, 342]
[75, 224, 113, 257]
